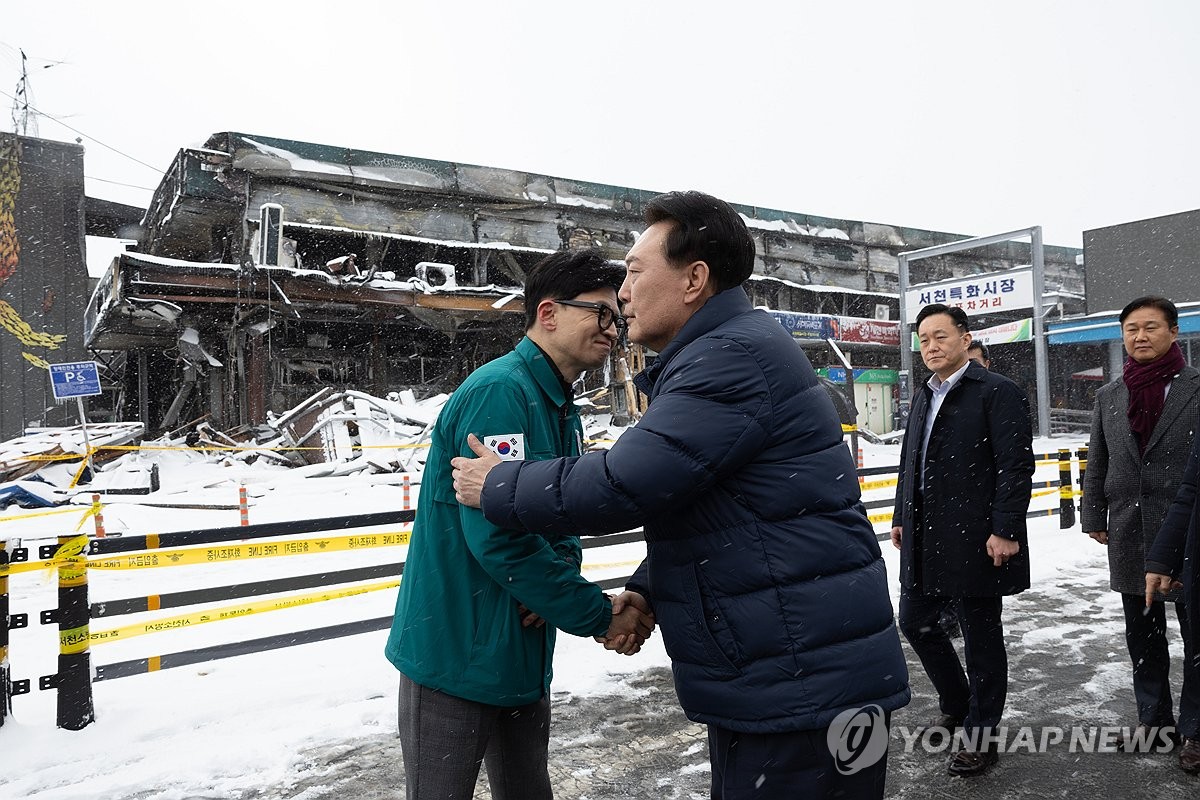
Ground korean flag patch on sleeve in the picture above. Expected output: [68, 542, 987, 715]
[484, 434, 526, 461]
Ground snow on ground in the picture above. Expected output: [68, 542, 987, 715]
[0, 434, 1106, 799]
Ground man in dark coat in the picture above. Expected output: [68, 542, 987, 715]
[1147, 428, 1200, 773]
[452, 191, 910, 800]
[1083, 295, 1200, 769]
[891, 303, 1034, 777]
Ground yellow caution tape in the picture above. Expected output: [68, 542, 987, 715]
[20, 452, 95, 463]
[0, 529, 412, 577]
[68, 453, 96, 489]
[0, 505, 91, 524]
[84, 530, 412, 571]
[88, 579, 402, 645]
[1031, 486, 1080, 500]
[74, 503, 101, 532]
[21, 442, 434, 461]
[53, 535, 89, 560]
[580, 559, 644, 572]
[869, 511, 894, 525]
[859, 477, 899, 491]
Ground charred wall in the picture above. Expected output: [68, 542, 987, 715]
[0, 134, 90, 440]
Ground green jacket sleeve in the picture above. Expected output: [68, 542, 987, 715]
[452, 383, 611, 638]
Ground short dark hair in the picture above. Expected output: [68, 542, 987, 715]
[968, 341, 990, 360]
[1119, 296, 1178, 327]
[643, 191, 756, 292]
[914, 303, 970, 332]
[523, 248, 625, 330]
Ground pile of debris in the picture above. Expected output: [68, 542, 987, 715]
[0, 386, 632, 512]
[0, 389, 449, 509]
[0, 422, 145, 484]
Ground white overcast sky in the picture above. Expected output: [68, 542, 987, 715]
[3, 0, 1198, 248]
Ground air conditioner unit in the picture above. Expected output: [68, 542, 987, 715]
[415, 262, 457, 289]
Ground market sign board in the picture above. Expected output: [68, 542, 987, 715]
[903, 267, 1034, 323]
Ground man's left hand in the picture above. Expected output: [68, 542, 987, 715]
[451, 433, 501, 508]
[986, 534, 1020, 568]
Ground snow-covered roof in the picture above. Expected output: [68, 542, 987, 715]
[748, 273, 899, 298]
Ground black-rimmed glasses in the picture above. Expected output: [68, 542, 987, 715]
[554, 300, 628, 335]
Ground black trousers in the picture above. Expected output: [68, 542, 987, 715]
[1121, 593, 1200, 738]
[396, 673, 552, 800]
[708, 716, 890, 800]
[898, 589, 1007, 741]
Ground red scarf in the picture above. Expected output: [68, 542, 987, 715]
[1124, 341, 1186, 454]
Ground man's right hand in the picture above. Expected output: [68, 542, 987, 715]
[597, 591, 655, 656]
[890, 526, 902, 549]
[1145, 572, 1182, 607]
[1086, 530, 1108, 545]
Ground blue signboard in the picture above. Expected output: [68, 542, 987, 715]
[49, 361, 102, 400]
[768, 310, 836, 340]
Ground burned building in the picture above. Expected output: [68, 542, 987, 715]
[83, 132, 1085, 433]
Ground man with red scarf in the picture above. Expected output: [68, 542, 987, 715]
[1082, 296, 1200, 772]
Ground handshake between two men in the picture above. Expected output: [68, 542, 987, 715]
[519, 590, 656, 655]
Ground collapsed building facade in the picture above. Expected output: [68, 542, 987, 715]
[83, 132, 1086, 434]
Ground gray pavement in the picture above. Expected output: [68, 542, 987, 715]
[241, 558, 1199, 799]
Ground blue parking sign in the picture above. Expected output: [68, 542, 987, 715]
[49, 361, 102, 400]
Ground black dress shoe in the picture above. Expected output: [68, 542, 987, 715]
[1179, 738, 1200, 774]
[948, 746, 999, 777]
[1117, 723, 1180, 753]
[913, 713, 963, 746]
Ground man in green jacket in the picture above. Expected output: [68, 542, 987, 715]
[385, 248, 654, 800]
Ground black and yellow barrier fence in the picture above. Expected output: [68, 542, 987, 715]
[0, 540, 17, 728]
[38, 534, 94, 730]
[90, 572, 636, 683]
[5, 513, 645, 724]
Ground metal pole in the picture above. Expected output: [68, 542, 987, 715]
[898, 253, 912, 430]
[1031, 227, 1051, 438]
[826, 338, 859, 455]
[75, 396, 94, 482]
[1058, 448, 1076, 529]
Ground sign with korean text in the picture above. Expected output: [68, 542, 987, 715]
[49, 361, 102, 400]
[836, 317, 900, 347]
[768, 310, 832, 341]
[910, 318, 1034, 351]
[972, 318, 1032, 345]
[903, 268, 1034, 323]
[820, 367, 900, 384]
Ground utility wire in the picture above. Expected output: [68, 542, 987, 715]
[85, 174, 157, 191]
[0, 87, 163, 174]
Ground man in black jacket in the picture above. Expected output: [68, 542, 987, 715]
[891, 303, 1034, 777]
[1147, 430, 1200, 773]
[453, 191, 910, 800]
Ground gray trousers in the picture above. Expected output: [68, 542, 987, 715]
[397, 673, 553, 800]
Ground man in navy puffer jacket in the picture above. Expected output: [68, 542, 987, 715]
[452, 190, 910, 799]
